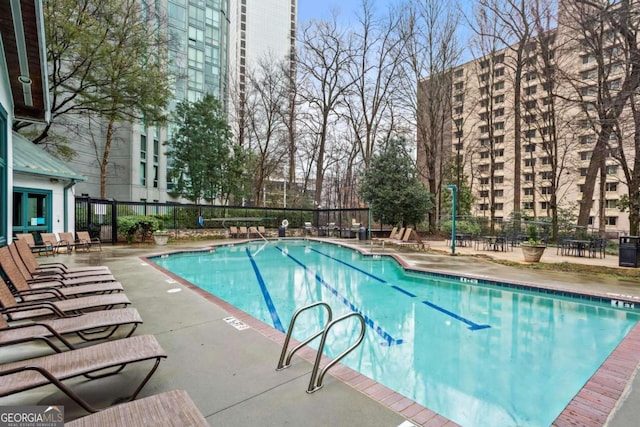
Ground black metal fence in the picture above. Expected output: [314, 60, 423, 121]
[75, 196, 371, 243]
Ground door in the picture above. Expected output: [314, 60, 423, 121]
[12, 187, 52, 242]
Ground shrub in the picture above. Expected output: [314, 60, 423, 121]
[117, 215, 161, 243]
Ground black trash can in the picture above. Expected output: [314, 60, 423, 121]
[278, 226, 286, 238]
[619, 236, 640, 267]
[358, 227, 367, 240]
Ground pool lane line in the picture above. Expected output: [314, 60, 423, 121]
[276, 246, 403, 346]
[245, 248, 284, 333]
[305, 246, 491, 332]
[309, 247, 387, 283]
[421, 300, 491, 331]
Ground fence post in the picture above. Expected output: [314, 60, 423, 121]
[110, 200, 117, 244]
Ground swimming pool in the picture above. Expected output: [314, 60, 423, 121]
[150, 240, 640, 427]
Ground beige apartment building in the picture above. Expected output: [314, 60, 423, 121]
[419, 3, 637, 236]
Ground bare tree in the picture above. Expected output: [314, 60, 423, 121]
[396, 0, 462, 231]
[343, 0, 405, 168]
[298, 15, 355, 206]
[559, 0, 640, 230]
[244, 56, 290, 205]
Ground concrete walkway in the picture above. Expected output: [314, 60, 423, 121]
[2, 237, 640, 426]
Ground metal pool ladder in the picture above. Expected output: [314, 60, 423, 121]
[276, 302, 366, 393]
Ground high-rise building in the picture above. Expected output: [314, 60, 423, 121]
[418, 2, 637, 235]
[68, 0, 296, 202]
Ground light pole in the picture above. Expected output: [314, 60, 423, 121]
[446, 185, 458, 255]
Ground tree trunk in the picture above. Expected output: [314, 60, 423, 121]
[100, 118, 116, 199]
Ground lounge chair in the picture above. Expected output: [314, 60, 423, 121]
[16, 233, 54, 256]
[0, 280, 130, 321]
[65, 389, 209, 427]
[59, 232, 88, 252]
[0, 334, 166, 413]
[14, 239, 111, 278]
[0, 308, 142, 348]
[396, 229, 428, 251]
[394, 227, 405, 240]
[258, 226, 269, 237]
[10, 242, 114, 284]
[228, 226, 238, 238]
[76, 231, 102, 252]
[1, 247, 124, 299]
[239, 226, 248, 238]
[40, 232, 71, 254]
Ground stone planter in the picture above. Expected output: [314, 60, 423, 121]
[521, 245, 546, 262]
[153, 233, 169, 246]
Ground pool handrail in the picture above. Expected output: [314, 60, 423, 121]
[276, 302, 333, 371]
[307, 312, 366, 394]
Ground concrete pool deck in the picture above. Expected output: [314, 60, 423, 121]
[2, 237, 640, 426]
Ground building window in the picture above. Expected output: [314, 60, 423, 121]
[494, 122, 504, 130]
[454, 82, 464, 90]
[494, 94, 505, 103]
[523, 201, 534, 209]
[606, 165, 618, 175]
[494, 176, 504, 184]
[480, 177, 489, 185]
[541, 186, 553, 195]
[524, 158, 536, 167]
[524, 100, 537, 110]
[606, 182, 618, 191]
[580, 151, 592, 160]
[540, 201, 550, 210]
[524, 187, 534, 196]
[580, 134, 595, 144]
[494, 108, 504, 117]
[525, 129, 536, 138]
[454, 94, 464, 102]
[495, 149, 504, 157]
[494, 189, 504, 197]
[495, 203, 504, 210]
[454, 106, 464, 115]
[480, 125, 489, 133]
[12, 188, 52, 237]
[525, 144, 536, 152]
[579, 168, 588, 176]
[525, 85, 537, 95]
[606, 216, 617, 226]
[540, 171, 553, 180]
[541, 157, 551, 165]
[478, 203, 489, 211]
[494, 81, 504, 90]
[480, 190, 489, 197]
[153, 138, 159, 188]
[480, 151, 490, 159]
[495, 162, 504, 170]
[140, 134, 147, 186]
[605, 199, 618, 209]
[524, 173, 533, 181]
[494, 67, 505, 77]
[454, 69, 464, 78]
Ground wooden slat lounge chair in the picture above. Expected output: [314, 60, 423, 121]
[1, 247, 124, 300]
[65, 389, 209, 427]
[0, 280, 130, 321]
[76, 231, 102, 252]
[0, 308, 143, 348]
[0, 335, 167, 413]
[14, 239, 111, 278]
[16, 233, 54, 256]
[40, 232, 71, 254]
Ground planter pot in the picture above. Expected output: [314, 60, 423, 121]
[521, 245, 546, 262]
[153, 233, 169, 246]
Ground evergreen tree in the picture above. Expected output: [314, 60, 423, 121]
[360, 138, 433, 226]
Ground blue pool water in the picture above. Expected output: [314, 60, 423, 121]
[150, 240, 640, 427]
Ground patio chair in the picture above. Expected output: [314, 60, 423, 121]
[239, 226, 248, 238]
[0, 334, 166, 413]
[401, 228, 413, 242]
[76, 231, 102, 252]
[15, 233, 54, 257]
[1, 246, 124, 299]
[59, 232, 88, 253]
[258, 226, 269, 237]
[0, 280, 130, 321]
[14, 239, 111, 278]
[394, 228, 405, 240]
[229, 226, 239, 238]
[65, 389, 209, 427]
[40, 232, 71, 254]
[0, 308, 142, 349]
